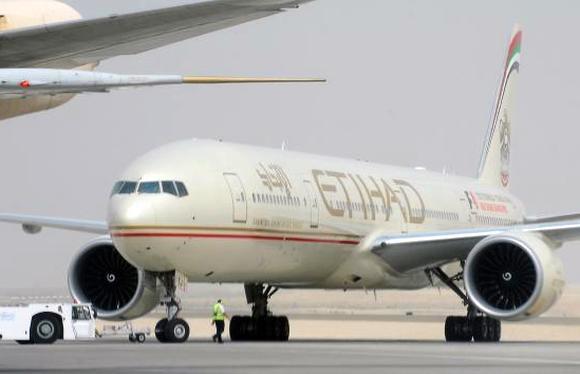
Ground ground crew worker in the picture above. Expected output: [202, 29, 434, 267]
[211, 299, 228, 343]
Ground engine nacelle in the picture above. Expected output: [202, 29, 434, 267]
[68, 237, 163, 321]
[464, 232, 565, 321]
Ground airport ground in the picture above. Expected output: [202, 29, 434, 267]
[2, 339, 580, 373]
[2, 287, 580, 373]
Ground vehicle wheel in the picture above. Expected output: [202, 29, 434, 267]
[129, 334, 136, 343]
[16, 340, 32, 345]
[445, 316, 471, 342]
[155, 318, 168, 343]
[137, 333, 146, 343]
[164, 318, 189, 343]
[31, 314, 60, 344]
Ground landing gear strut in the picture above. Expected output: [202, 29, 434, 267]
[155, 272, 190, 343]
[229, 283, 290, 341]
[428, 266, 501, 342]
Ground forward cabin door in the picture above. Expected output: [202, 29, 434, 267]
[303, 180, 319, 228]
[223, 173, 247, 223]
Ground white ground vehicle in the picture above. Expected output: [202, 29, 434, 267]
[0, 303, 96, 344]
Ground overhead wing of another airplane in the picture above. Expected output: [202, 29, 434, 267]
[0, 0, 314, 69]
[0, 69, 325, 98]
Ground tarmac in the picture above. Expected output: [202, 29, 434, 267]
[1, 339, 580, 374]
[3, 288, 580, 372]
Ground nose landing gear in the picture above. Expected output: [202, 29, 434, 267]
[229, 283, 290, 341]
[154, 272, 190, 343]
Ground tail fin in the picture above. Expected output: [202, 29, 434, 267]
[478, 26, 522, 189]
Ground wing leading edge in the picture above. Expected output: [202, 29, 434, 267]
[370, 219, 580, 274]
[0, 0, 315, 69]
[0, 214, 108, 235]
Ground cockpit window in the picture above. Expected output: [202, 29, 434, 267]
[110, 181, 124, 196]
[118, 181, 137, 194]
[111, 180, 187, 197]
[162, 181, 178, 196]
[138, 182, 160, 194]
[175, 182, 189, 197]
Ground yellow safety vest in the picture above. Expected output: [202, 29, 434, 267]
[213, 303, 225, 321]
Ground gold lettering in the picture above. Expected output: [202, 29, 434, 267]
[348, 174, 367, 220]
[326, 171, 353, 218]
[394, 179, 425, 224]
[312, 170, 344, 217]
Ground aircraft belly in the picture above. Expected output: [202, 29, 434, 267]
[113, 235, 354, 284]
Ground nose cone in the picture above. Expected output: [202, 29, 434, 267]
[107, 197, 157, 228]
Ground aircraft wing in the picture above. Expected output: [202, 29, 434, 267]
[0, 0, 314, 69]
[0, 214, 108, 235]
[370, 220, 580, 273]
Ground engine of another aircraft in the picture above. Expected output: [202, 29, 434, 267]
[0, 0, 83, 120]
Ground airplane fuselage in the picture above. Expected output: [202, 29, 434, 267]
[108, 139, 525, 290]
[0, 0, 87, 120]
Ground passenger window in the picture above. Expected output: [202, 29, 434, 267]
[162, 181, 178, 196]
[119, 181, 137, 194]
[175, 182, 189, 197]
[138, 182, 160, 194]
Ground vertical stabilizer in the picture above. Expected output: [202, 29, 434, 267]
[478, 26, 522, 189]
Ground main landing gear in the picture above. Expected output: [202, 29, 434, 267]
[429, 266, 501, 343]
[229, 283, 290, 341]
[155, 272, 190, 343]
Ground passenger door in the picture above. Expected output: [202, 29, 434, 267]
[303, 180, 319, 228]
[223, 173, 247, 223]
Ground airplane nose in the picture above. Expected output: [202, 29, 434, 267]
[107, 197, 157, 228]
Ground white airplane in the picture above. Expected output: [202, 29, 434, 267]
[1, 27, 577, 344]
[0, 0, 322, 120]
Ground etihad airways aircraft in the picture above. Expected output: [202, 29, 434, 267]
[0, 27, 577, 344]
[0, 0, 320, 120]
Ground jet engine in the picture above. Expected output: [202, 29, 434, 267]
[67, 237, 162, 320]
[464, 232, 565, 321]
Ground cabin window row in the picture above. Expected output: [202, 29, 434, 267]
[423, 209, 459, 222]
[251, 192, 305, 207]
[476, 215, 516, 226]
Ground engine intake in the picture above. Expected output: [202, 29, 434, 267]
[68, 237, 162, 320]
[464, 232, 564, 320]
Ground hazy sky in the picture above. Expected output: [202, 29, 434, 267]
[1, 0, 580, 291]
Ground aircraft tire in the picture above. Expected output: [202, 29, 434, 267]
[445, 316, 472, 342]
[472, 316, 501, 342]
[155, 318, 168, 343]
[164, 318, 189, 343]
